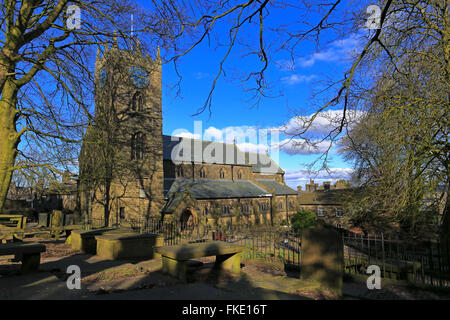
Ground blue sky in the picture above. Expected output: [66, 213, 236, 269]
[137, 1, 367, 189]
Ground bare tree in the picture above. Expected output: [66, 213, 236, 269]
[339, 47, 448, 237]
[0, 0, 183, 211]
[143, 0, 447, 178]
[2, 1, 448, 234]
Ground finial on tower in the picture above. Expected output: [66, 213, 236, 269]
[157, 46, 161, 60]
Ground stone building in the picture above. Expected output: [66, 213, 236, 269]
[78, 42, 298, 227]
[5, 173, 77, 215]
[297, 179, 353, 229]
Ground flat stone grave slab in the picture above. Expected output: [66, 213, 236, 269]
[155, 241, 244, 282]
[71, 228, 120, 254]
[95, 232, 164, 260]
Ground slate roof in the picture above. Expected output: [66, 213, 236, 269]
[164, 178, 271, 200]
[297, 189, 356, 205]
[255, 179, 297, 195]
[161, 192, 188, 214]
[162, 135, 284, 174]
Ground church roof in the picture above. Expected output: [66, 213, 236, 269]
[255, 179, 298, 195]
[164, 178, 271, 200]
[162, 135, 284, 174]
[297, 188, 356, 205]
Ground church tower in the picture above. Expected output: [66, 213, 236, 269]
[80, 40, 165, 226]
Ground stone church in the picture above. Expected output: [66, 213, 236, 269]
[78, 42, 298, 228]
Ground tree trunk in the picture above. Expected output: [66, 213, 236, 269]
[0, 81, 20, 212]
[104, 180, 111, 227]
[440, 193, 449, 248]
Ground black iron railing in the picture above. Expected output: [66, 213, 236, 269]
[342, 230, 450, 288]
[138, 217, 302, 268]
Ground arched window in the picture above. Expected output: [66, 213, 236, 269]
[131, 92, 144, 112]
[237, 169, 242, 180]
[222, 204, 231, 215]
[219, 168, 225, 179]
[278, 201, 283, 210]
[200, 167, 207, 178]
[176, 165, 184, 178]
[260, 202, 268, 212]
[131, 132, 145, 160]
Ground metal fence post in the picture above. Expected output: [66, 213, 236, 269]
[381, 232, 386, 278]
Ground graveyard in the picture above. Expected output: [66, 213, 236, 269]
[0, 0, 449, 307]
[1, 214, 449, 300]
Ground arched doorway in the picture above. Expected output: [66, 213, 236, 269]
[180, 209, 194, 230]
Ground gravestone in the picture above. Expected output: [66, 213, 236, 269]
[63, 214, 75, 226]
[38, 213, 50, 227]
[51, 210, 63, 239]
[300, 220, 344, 297]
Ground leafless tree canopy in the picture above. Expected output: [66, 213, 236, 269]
[1, 1, 448, 236]
[0, 0, 170, 209]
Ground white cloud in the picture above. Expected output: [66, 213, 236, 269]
[280, 74, 317, 85]
[277, 32, 365, 70]
[204, 127, 223, 141]
[204, 126, 264, 145]
[173, 131, 201, 140]
[296, 49, 339, 67]
[236, 142, 268, 154]
[276, 109, 365, 137]
[284, 168, 354, 189]
[276, 138, 331, 155]
[172, 126, 271, 154]
[172, 123, 344, 156]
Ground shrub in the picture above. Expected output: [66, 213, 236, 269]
[291, 209, 317, 234]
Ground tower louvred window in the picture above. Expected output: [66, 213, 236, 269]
[131, 132, 145, 160]
[200, 167, 207, 178]
[177, 165, 184, 177]
[132, 91, 144, 112]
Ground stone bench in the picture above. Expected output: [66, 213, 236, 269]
[71, 228, 119, 254]
[0, 215, 27, 241]
[0, 243, 46, 274]
[155, 241, 244, 282]
[0, 215, 27, 229]
[95, 233, 164, 260]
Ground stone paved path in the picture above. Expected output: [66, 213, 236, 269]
[343, 282, 450, 300]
